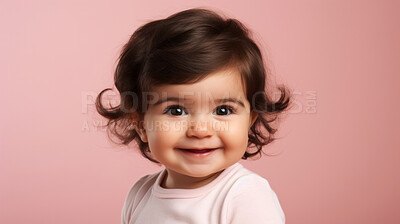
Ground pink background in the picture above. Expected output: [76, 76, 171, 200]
[1, 0, 399, 223]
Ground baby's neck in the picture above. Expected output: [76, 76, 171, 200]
[161, 169, 224, 189]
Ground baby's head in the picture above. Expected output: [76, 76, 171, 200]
[96, 8, 291, 167]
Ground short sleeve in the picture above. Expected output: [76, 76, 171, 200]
[121, 174, 153, 224]
[226, 174, 285, 224]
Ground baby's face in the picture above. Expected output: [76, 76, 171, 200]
[137, 68, 258, 188]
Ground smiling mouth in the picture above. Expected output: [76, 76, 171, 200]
[176, 148, 220, 153]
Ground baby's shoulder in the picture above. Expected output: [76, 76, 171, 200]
[121, 172, 161, 223]
[130, 172, 159, 191]
[228, 165, 273, 193]
[124, 171, 160, 204]
[223, 166, 285, 223]
[224, 165, 281, 205]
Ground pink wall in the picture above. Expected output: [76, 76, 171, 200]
[1, 0, 399, 223]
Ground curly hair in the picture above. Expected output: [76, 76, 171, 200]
[95, 7, 292, 164]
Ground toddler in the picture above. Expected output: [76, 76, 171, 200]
[96, 7, 291, 224]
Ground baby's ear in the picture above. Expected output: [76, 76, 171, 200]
[137, 127, 148, 143]
[249, 110, 258, 128]
[129, 113, 148, 143]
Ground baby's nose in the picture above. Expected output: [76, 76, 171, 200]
[186, 115, 214, 138]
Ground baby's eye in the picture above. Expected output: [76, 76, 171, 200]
[164, 105, 187, 116]
[213, 105, 235, 116]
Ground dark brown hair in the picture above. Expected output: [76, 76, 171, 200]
[96, 8, 292, 164]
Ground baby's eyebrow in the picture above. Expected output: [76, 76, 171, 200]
[215, 98, 245, 108]
[152, 97, 245, 108]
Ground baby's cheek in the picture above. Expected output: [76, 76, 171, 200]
[220, 120, 249, 150]
[169, 120, 189, 132]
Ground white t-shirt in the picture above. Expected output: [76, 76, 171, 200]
[121, 162, 285, 224]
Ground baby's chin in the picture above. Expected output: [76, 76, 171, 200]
[187, 169, 227, 183]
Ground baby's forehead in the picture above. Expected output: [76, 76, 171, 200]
[151, 69, 246, 96]
[143, 69, 249, 109]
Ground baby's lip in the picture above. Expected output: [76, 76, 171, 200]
[175, 147, 221, 153]
[175, 147, 221, 151]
